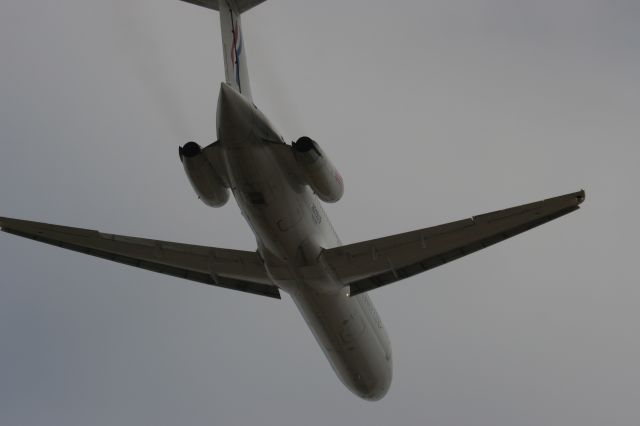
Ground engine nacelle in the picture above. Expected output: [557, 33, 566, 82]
[292, 137, 344, 203]
[179, 142, 229, 207]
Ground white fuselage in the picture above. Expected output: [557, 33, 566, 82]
[217, 83, 392, 400]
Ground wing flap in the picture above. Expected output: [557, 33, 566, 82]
[0, 217, 280, 299]
[322, 190, 585, 296]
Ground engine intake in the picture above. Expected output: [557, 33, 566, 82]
[293, 137, 344, 203]
[179, 142, 229, 207]
[179, 141, 201, 158]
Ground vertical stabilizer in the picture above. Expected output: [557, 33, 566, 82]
[218, 1, 252, 99]
[180, 0, 263, 100]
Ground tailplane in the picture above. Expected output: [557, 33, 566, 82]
[180, 0, 265, 99]
[180, 1, 266, 13]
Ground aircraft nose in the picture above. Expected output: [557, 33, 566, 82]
[217, 83, 254, 143]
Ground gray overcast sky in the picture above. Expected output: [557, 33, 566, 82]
[1, 0, 638, 425]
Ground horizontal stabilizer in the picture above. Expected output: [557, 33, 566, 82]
[322, 190, 585, 296]
[179, 0, 266, 13]
[0, 217, 280, 299]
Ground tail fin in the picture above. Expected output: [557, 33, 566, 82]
[218, 2, 252, 99]
[180, 1, 265, 100]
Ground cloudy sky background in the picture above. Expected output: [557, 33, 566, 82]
[1, 0, 638, 424]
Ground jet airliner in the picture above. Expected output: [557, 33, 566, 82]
[0, 0, 584, 400]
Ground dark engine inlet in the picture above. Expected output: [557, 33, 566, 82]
[179, 141, 202, 161]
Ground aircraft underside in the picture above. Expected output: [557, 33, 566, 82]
[0, 0, 584, 400]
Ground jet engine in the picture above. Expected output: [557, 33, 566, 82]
[292, 137, 344, 203]
[179, 141, 229, 207]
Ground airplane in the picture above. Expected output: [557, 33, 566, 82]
[0, 0, 584, 400]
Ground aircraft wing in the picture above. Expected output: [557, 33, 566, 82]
[321, 190, 585, 296]
[0, 217, 280, 299]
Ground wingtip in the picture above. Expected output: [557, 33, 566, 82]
[576, 189, 586, 205]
